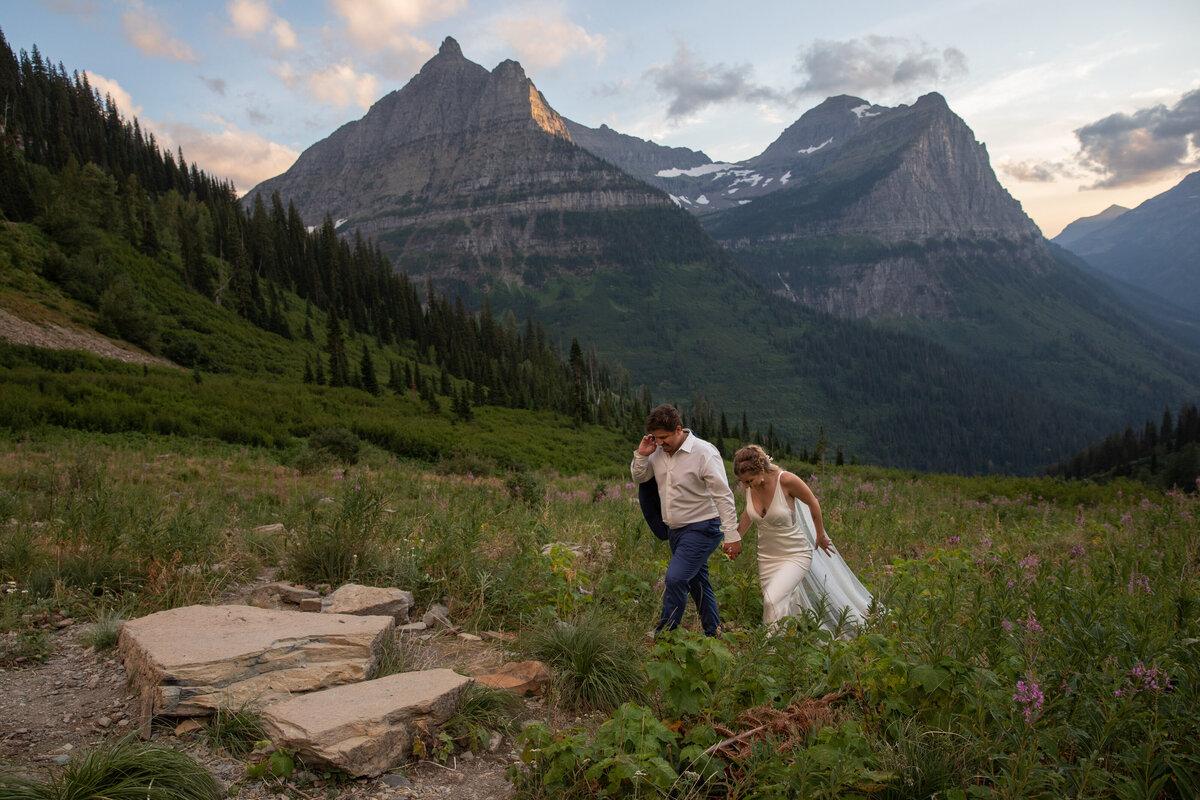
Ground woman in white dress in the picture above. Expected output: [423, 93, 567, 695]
[722, 445, 874, 632]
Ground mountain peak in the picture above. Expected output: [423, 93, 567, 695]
[438, 37, 463, 58]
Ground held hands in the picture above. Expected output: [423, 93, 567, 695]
[722, 540, 742, 560]
[815, 531, 836, 557]
[636, 434, 658, 457]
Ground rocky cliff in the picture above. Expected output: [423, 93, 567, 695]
[243, 38, 670, 281]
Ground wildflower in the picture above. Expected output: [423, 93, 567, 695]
[1020, 611, 1042, 633]
[1117, 662, 1171, 697]
[1070, 545, 1085, 558]
[946, 535, 961, 546]
[1013, 677, 1044, 725]
[1127, 572, 1151, 594]
[1001, 619, 1013, 632]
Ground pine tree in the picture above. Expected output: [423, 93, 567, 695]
[360, 345, 380, 396]
[326, 311, 349, 387]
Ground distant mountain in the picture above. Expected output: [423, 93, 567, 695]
[241, 41, 1200, 474]
[1052, 204, 1128, 249]
[562, 119, 711, 191]
[1052, 171, 1200, 314]
[244, 37, 668, 285]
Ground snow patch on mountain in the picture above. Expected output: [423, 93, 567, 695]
[799, 137, 833, 155]
[851, 104, 880, 118]
[657, 162, 737, 178]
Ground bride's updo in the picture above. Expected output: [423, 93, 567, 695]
[734, 444, 776, 477]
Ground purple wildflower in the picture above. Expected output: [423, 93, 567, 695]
[1013, 678, 1044, 725]
[1127, 572, 1151, 595]
[1001, 620, 1013, 632]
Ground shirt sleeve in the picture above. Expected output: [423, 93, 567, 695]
[702, 450, 740, 543]
[631, 452, 653, 483]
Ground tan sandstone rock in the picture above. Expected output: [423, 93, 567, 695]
[323, 584, 414, 622]
[260, 669, 471, 777]
[472, 660, 551, 696]
[119, 605, 394, 730]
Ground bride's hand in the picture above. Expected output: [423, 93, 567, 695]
[815, 531, 835, 557]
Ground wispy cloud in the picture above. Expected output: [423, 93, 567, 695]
[492, 7, 606, 70]
[998, 159, 1079, 183]
[1074, 89, 1200, 188]
[83, 71, 142, 118]
[226, 0, 297, 51]
[40, 0, 100, 16]
[273, 59, 380, 111]
[198, 75, 227, 96]
[328, 0, 460, 54]
[121, 0, 200, 63]
[157, 114, 299, 193]
[793, 36, 966, 97]
[646, 43, 784, 120]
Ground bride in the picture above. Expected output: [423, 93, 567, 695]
[723, 445, 874, 633]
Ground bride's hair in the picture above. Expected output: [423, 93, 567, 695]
[734, 444, 775, 477]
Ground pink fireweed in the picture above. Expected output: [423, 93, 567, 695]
[1013, 677, 1045, 725]
[1127, 572, 1151, 595]
[1116, 662, 1171, 698]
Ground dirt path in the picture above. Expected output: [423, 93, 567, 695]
[0, 597, 535, 800]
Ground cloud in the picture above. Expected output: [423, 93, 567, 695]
[493, 9, 606, 70]
[121, 0, 200, 63]
[83, 71, 142, 118]
[198, 75, 227, 96]
[226, 0, 298, 51]
[41, 0, 100, 16]
[304, 60, 380, 110]
[329, 0, 463, 53]
[156, 115, 299, 194]
[646, 43, 784, 119]
[793, 36, 967, 97]
[998, 159, 1078, 183]
[1075, 89, 1200, 188]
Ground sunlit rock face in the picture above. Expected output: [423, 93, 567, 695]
[243, 37, 668, 282]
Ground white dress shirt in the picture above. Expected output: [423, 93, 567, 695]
[631, 430, 740, 543]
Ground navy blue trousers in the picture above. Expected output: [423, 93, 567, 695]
[657, 518, 723, 636]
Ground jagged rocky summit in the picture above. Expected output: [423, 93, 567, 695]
[243, 37, 669, 281]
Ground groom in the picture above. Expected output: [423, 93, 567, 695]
[632, 404, 739, 636]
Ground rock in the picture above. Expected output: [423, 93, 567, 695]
[260, 670, 471, 778]
[472, 661, 551, 696]
[480, 631, 515, 642]
[381, 773, 413, 788]
[247, 581, 320, 608]
[298, 597, 323, 612]
[174, 719, 204, 736]
[253, 523, 287, 536]
[397, 622, 427, 633]
[324, 584, 414, 623]
[119, 605, 394, 728]
[456, 633, 481, 642]
[421, 604, 452, 629]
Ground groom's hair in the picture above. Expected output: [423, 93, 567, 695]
[645, 404, 682, 433]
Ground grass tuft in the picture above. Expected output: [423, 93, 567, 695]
[5, 738, 221, 800]
[524, 613, 646, 713]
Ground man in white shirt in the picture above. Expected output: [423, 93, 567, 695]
[631, 404, 739, 636]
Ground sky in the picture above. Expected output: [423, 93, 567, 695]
[4, 0, 1199, 238]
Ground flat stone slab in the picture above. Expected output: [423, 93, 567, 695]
[119, 605, 394, 723]
[323, 584, 413, 622]
[261, 669, 471, 777]
[473, 660, 551, 696]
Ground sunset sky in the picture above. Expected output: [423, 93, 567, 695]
[6, 0, 1199, 237]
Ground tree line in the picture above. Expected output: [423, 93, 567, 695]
[1045, 402, 1199, 491]
[0, 26, 796, 454]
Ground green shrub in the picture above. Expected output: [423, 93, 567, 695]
[524, 613, 646, 713]
[309, 427, 362, 465]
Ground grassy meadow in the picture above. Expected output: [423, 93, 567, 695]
[0, 429, 1197, 799]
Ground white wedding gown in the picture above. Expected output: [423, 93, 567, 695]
[746, 476, 875, 633]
